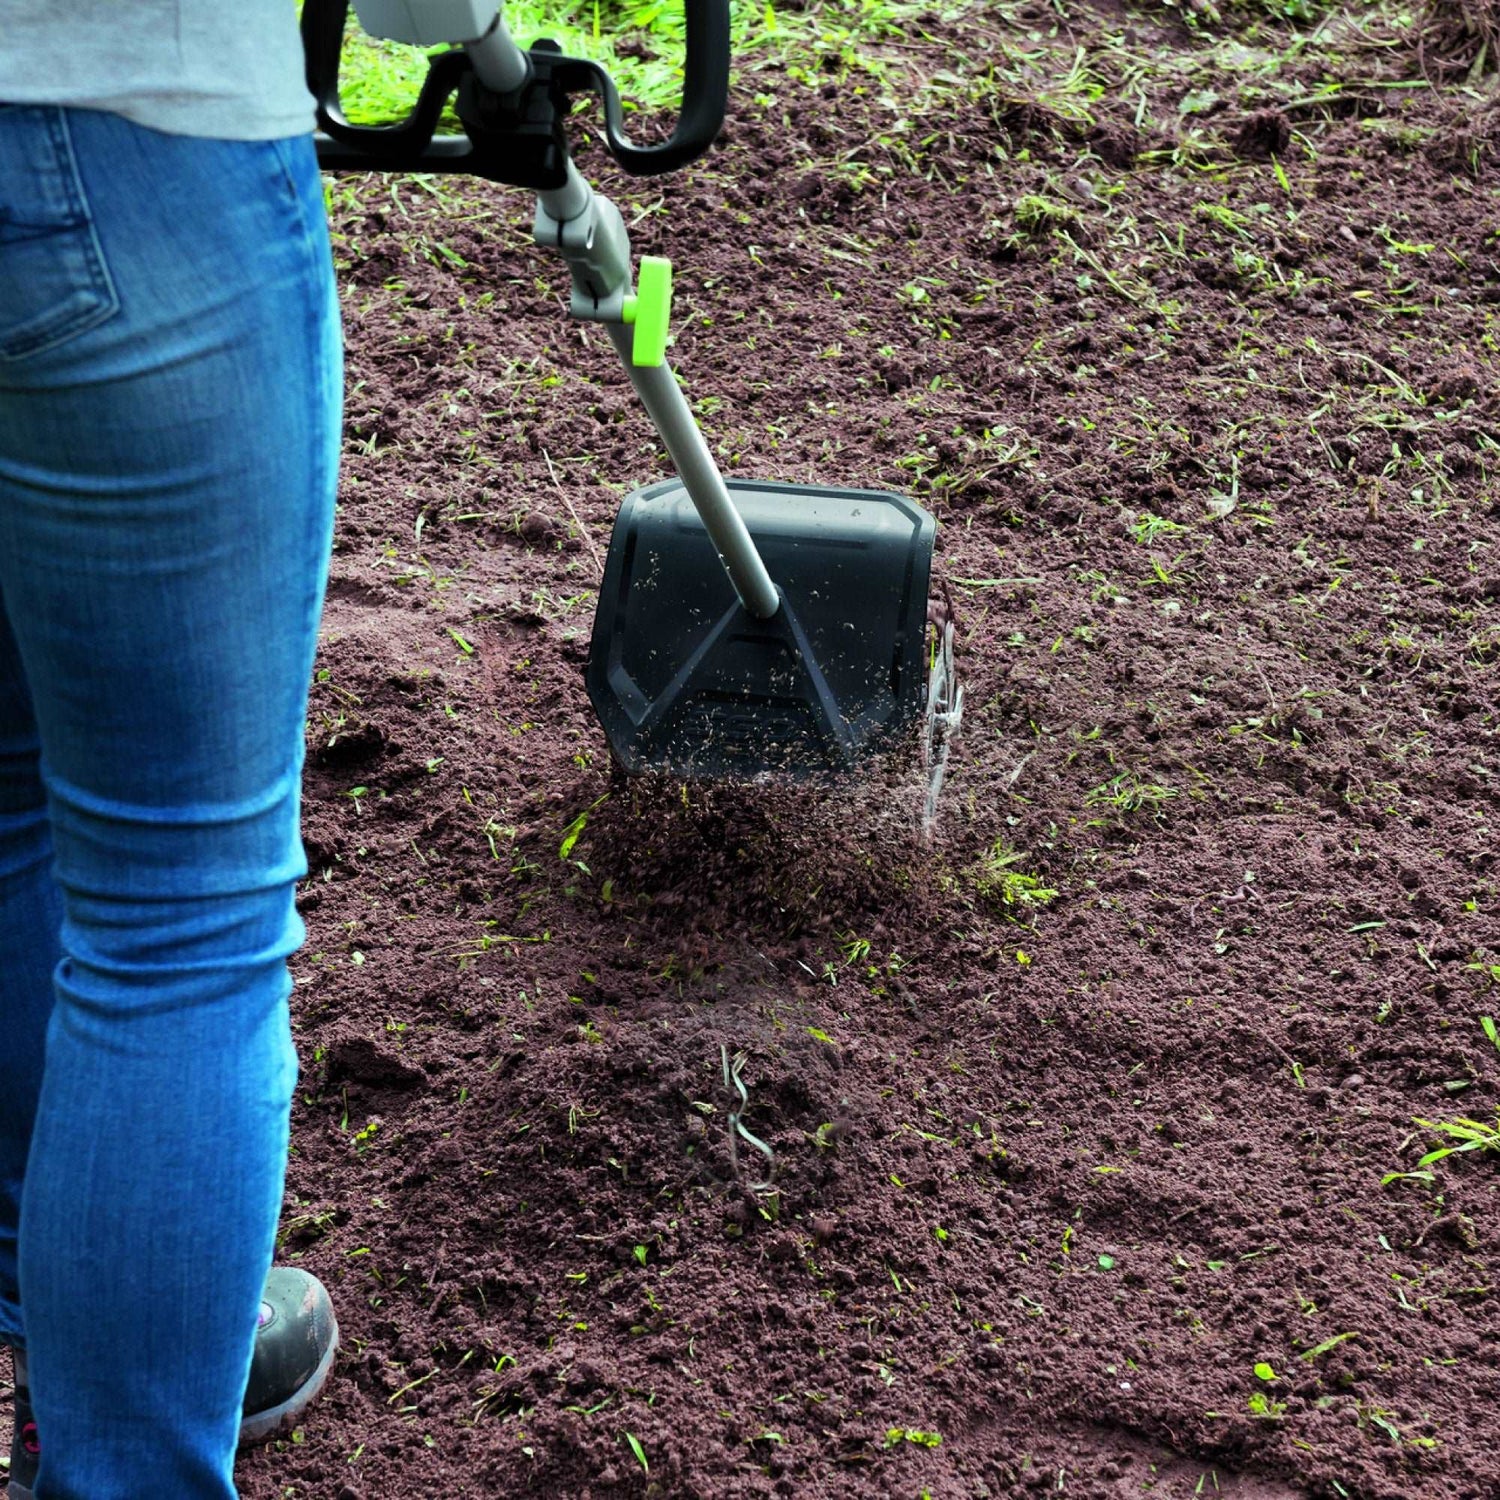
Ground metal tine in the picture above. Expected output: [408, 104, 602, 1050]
[720, 1045, 776, 1193]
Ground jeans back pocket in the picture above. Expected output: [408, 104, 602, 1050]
[0, 105, 120, 362]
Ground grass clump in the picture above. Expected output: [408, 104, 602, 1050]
[1411, 1113, 1500, 1167]
[1012, 194, 1084, 237]
[970, 843, 1058, 916]
[1084, 772, 1178, 815]
[884, 1427, 943, 1448]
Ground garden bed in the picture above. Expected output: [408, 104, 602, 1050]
[241, 1, 1498, 1494]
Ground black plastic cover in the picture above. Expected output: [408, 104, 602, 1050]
[587, 479, 935, 779]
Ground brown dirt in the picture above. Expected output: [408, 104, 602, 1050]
[177, 2, 1500, 1496]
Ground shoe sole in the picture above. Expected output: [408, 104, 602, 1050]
[238, 1309, 340, 1447]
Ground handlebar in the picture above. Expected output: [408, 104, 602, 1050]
[602, 0, 729, 176]
[301, 0, 729, 180]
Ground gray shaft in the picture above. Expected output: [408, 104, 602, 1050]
[482, 7, 777, 619]
[537, 161, 592, 228]
[606, 324, 780, 620]
[466, 10, 529, 92]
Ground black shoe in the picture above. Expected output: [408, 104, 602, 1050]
[240, 1266, 340, 1446]
[5, 1268, 337, 1496]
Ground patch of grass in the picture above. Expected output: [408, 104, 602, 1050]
[1168, 0, 1326, 29]
[1411, 1113, 1500, 1167]
[1248, 1389, 1288, 1418]
[1195, 201, 1253, 236]
[883, 1427, 943, 1449]
[1127, 511, 1189, 544]
[917, 32, 1108, 141]
[1012, 193, 1085, 236]
[1084, 772, 1179, 815]
[325, 0, 957, 124]
[970, 843, 1059, 916]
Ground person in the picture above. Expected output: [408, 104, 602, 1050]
[0, 3, 343, 1494]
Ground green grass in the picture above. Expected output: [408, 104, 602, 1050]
[1411, 1114, 1500, 1167]
[970, 842, 1059, 916]
[883, 1427, 943, 1449]
[1084, 772, 1179, 816]
[325, 0, 963, 125]
[1012, 194, 1084, 237]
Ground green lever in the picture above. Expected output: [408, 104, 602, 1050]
[621, 255, 673, 367]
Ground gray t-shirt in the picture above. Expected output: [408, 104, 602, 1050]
[0, 1, 315, 140]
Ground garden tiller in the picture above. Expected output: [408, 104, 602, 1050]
[306, 0, 949, 781]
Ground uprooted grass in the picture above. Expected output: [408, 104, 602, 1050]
[1412, 1113, 1500, 1166]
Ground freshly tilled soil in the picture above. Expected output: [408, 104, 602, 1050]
[226, 4, 1500, 1496]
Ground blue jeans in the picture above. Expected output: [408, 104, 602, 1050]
[0, 107, 340, 1497]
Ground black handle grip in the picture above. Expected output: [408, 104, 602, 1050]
[301, 0, 347, 117]
[596, 0, 729, 175]
[304, 0, 474, 164]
